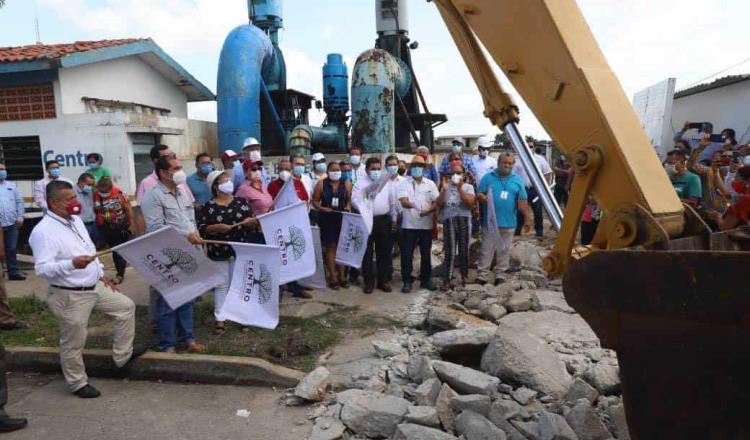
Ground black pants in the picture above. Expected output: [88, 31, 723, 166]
[100, 226, 131, 278]
[580, 220, 599, 245]
[401, 228, 432, 284]
[554, 184, 569, 208]
[516, 186, 544, 236]
[0, 343, 7, 414]
[362, 215, 393, 287]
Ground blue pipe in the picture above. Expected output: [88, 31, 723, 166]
[216, 24, 274, 154]
[260, 79, 287, 153]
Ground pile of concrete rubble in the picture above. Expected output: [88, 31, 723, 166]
[289, 241, 631, 440]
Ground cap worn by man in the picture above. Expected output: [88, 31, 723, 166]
[312, 152, 326, 162]
[243, 137, 260, 150]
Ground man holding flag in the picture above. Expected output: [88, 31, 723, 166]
[476, 153, 533, 286]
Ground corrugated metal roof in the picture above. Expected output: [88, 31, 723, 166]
[674, 74, 750, 99]
[0, 39, 144, 62]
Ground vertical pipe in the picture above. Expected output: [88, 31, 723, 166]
[260, 79, 287, 153]
[505, 122, 563, 230]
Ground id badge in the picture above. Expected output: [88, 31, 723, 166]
[500, 190, 509, 200]
[332, 197, 340, 208]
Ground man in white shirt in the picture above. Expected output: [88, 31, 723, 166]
[353, 156, 399, 294]
[33, 160, 73, 210]
[511, 147, 553, 237]
[348, 146, 368, 188]
[29, 180, 143, 399]
[398, 155, 439, 293]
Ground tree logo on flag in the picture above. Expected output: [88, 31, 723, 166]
[343, 221, 365, 253]
[241, 260, 274, 304]
[275, 225, 307, 265]
[143, 248, 198, 286]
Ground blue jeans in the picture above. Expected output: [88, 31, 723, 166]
[155, 291, 195, 351]
[84, 222, 100, 244]
[2, 226, 19, 276]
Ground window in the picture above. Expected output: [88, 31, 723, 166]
[0, 84, 56, 121]
[0, 136, 44, 180]
[131, 134, 159, 185]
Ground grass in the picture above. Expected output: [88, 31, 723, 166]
[0, 296, 403, 372]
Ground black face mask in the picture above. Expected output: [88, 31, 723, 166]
[397, 168, 406, 176]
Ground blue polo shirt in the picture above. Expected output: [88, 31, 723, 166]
[478, 172, 527, 228]
[187, 172, 212, 205]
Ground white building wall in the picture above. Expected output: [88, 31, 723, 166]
[672, 80, 750, 144]
[58, 56, 188, 118]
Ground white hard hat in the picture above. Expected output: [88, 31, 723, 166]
[452, 137, 465, 145]
[312, 152, 325, 162]
[743, 155, 750, 166]
[476, 135, 494, 149]
[243, 137, 260, 149]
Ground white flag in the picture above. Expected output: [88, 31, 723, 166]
[298, 226, 326, 289]
[274, 178, 300, 210]
[335, 212, 369, 269]
[485, 186, 500, 242]
[257, 201, 316, 283]
[218, 243, 280, 329]
[112, 226, 223, 309]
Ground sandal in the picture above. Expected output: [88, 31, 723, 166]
[328, 281, 340, 290]
[113, 275, 124, 285]
[340, 280, 350, 288]
[214, 322, 226, 335]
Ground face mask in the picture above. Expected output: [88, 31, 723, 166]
[82, 185, 92, 194]
[720, 165, 731, 175]
[369, 170, 382, 181]
[66, 199, 82, 216]
[315, 162, 327, 173]
[249, 150, 262, 162]
[293, 165, 305, 177]
[411, 167, 424, 178]
[249, 170, 261, 181]
[350, 155, 361, 165]
[664, 163, 677, 177]
[328, 171, 342, 181]
[479, 150, 488, 158]
[452, 145, 462, 153]
[0, 171, 7, 180]
[279, 170, 292, 182]
[218, 181, 234, 194]
[171, 170, 187, 185]
[451, 174, 462, 185]
[397, 168, 406, 176]
[88, 162, 98, 170]
[200, 163, 214, 175]
[386, 165, 398, 176]
[732, 181, 746, 193]
[99, 192, 111, 198]
[50, 168, 61, 178]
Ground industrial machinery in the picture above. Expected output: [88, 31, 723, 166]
[432, 0, 750, 438]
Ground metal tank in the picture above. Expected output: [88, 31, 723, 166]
[375, 0, 409, 35]
[216, 24, 274, 155]
[350, 48, 409, 153]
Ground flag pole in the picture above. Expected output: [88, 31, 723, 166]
[202, 239, 231, 245]
[95, 249, 114, 258]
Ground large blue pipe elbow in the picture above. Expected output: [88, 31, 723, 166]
[217, 24, 274, 154]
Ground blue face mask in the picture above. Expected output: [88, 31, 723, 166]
[386, 165, 398, 175]
[342, 171, 352, 181]
[411, 167, 424, 178]
[88, 162, 98, 170]
[200, 163, 214, 175]
[0, 170, 7, 180]
[82, 185, 92, 194]
[315, 162, 327, 173]
[293, 165, 306, 176]
[50, 168, 61, 178]
[369, 170, 382, 181]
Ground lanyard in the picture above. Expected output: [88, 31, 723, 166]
[47, 214, 88, 245]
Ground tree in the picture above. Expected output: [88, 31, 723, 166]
[161, 248, 198, 275]
[285, 226, 306, 260]
[254, 264, 273, 304]
[350, 226, 365, 253]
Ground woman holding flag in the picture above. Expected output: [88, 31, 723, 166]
[312, 161, 352, 290]
[197, 170, 258, 335]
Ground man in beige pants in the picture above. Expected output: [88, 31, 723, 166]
[29, 180, 145, 398]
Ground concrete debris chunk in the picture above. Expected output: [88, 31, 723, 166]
[372, 340, 406, 358]
[337, 389, 410, 438]
[604, 403, 631, 440]
[295, 366, 330, 401]
[506, 290, 534, 312]
[488, 399, 523, 422]
[393, 423, 459, 440]
[481, 323, 572, 398]
[431, 327, 495, 356]
[583, 363, 621, 395]
[405, 405, 441, 428]
[455, 410, 508, 440]
[308, 416, 346, 440]
[432, 360, 500, 396]
[511, 386, 538, 405]
[538, 411, 579, 440]
[449, 394, 491, 417]
[407, 355, 437, 384]
[532, 290, 575, 313]
[435, 383, 458, 433]
[413, 378, 442, 406]
[565, 401, 612, 440]
[427, 305, 498, 331]
[564, 378, 599, 405]
[510, 241, 544, 271]
[510, 419, 541, 440]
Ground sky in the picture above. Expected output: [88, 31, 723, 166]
[1, 0, 749, 141]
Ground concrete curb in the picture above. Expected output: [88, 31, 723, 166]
[6, 346, 305, 388]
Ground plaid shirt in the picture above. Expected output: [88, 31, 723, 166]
[439, 154, 477, 176]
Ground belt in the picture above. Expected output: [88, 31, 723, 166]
[50, 284, 96, 291]
[374, 214, 390, 219]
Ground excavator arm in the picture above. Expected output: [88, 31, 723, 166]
[432, 1, 750, 438]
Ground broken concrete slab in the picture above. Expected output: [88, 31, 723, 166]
[604, 403, 630, 440]
[393, 423, 459, 440]
[511, 419, 541, 440]
[427, 306, 498, 331]
[405, 405, 440, 428]
[295, 366, 330, 401]
[435, 383, 458, 433]
[564, 378, 599, 405]
[407, 355, 437, 384]
[583, 363, 621, 395]
[511, 386, 538, 405]
[449, 394, 491, 417]
[455, 410, 508, 440]
[372, 340, 407, 358]
[413, 378, 442, 406]
[432, 360, 500, 396]
[500, 311, 599, 347]
[309, 416, 346, 440]
[539, 411, 579, 440]
[337, 389, 410, 438]
[532, 290, 575, 314]
[565, 401, 612, 440]
[506, 290, 534, 312]
[431, 327, 495, 356]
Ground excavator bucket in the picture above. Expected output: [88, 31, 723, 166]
[564, 244, 750, 439]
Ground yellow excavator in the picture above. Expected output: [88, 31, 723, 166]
[431, 1, 750, 438]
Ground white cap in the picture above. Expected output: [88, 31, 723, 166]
[243, 137, 260, 149]
[206, 170, 226, 191]
[312, 152, 325, 161]
[452, 137, 465, 145]
[743, 155, 750, 166]
[476, 135, 494, 149]
[416, 145, 430, 153]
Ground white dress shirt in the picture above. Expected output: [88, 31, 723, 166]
[472, 155, 497, 184]
[33, 176, 74, 210]
[353, 174, 391, 216]
[397, 177, 439, 230]
[29, 212, 103, 288]
[512, 153, 552, 187]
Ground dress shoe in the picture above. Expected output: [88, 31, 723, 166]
[0, 321, 27, 331]
[494, 278, 506, 286]
[401, 283, 412, 294]
[377, 282, 392, 293]
[185, 341, 206, 353]
[363, 283, 374, 294]
[74, 384, 101, 399]
[420, 280, 437, 291]
[7, 274, 25, 281]
[114, 343, 149, 376]
[0, 415, 27, 432]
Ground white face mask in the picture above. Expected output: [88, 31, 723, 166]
[249, 150, 261, 162]
[350, 155, 361, 165]
[171, 170, 187, 185]
[451, 174, 462, 185]
[328, 171, 342, 181]
[664, 163, 677, 177]
[279, 170, 292, 182]
[217, 181, 234, 195]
